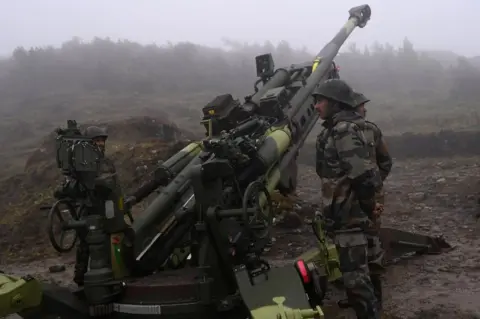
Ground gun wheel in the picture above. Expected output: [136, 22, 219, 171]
[242, 180, 273, 240]
[47, 199, 79, 253]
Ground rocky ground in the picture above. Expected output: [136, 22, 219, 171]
[269, 158, 480, 318]
[2, 157, 480, 318]
[377, 157, 479, 318]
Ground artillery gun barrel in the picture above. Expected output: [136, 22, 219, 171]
[287, 4, 371, 120]
[161, 142, 202, 173]
[249, 5, 371, 174]
[135, 189, 196, 263]
[128, 142, 202, 204]
[132, 155, 202, 237]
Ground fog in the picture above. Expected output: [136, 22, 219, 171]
[1, 0, 479, 57]
[1, 0, 479, 173]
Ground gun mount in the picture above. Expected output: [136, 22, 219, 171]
[1, 4, 450, 319]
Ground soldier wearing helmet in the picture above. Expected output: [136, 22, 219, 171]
[84, 126, 108, 152]
[351, 91, 393, 312]
[83, 126, 119, 200]
[73, 125, 129, 286]
[313, 79, 382, 319]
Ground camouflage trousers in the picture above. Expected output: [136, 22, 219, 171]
[365, 224, 385, 312]
[334, 230, 380, 319]
[365, 224, 385, 275]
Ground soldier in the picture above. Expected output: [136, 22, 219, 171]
[313, 79, 382, 319]
[352, 91, 393, 311]
[74, 126, 126, 286]
[353, 92, 392, 194]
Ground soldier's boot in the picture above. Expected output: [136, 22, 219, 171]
[370, 274, 383, 312]
[73, 243, 89, 286]
[337, 299, 380, 319]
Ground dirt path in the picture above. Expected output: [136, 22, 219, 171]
[2, 157, 480, 318]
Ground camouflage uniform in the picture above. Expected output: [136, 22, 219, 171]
[74, 126, 125, 286]
[314, 79, 382, 319]
[352, 92, 392, 192]
[352, 92, 393, 310]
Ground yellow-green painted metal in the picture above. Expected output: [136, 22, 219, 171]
[256, 124, 293, 214]
[0, 273, 42, 317]
[163, 142, 202, 172]
[259, 166, 281, 210]
[251, 297, 324, 319]
[163, 247, 191, 269]
[299, 220, 342, 282]
[181, 142, 202, 154]
[257, 125, 292, 167]
[264, 124, 292, 155]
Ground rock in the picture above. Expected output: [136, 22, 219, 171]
[296, 204, 315, 217]
[422, 206, 433, 213]
[436, 193, 449, 199]
[408, 192, 426, 202]
[465, 194, 476, 200]
[49, 264, 66, 273]
[278, 211, 303, 229]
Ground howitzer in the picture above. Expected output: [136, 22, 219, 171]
[15, 5, 372, 318]
[128, 12, 350, 274]
[7, 4, 448, 318]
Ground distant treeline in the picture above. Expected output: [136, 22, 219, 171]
[1, 36, 480, 130]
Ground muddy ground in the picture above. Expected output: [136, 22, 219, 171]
[2, 156, 479, 318]
[297, 158, 480, 318]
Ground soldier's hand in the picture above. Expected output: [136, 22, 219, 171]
[373, 203, 384, 217]
[359, 199, 376, 217]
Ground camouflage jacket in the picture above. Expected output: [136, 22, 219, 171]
[94, 156, 120, 198]
[315, 110, 382, 230]
[92, 155, 128, 233]
[364, 120, 393, 203]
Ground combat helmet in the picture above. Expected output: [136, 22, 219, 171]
[312, 79, 356, 107]
[352, 92, 370, 108]
[84, 126, 108, 140]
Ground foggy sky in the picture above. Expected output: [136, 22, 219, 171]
[1, 0, 477, 57]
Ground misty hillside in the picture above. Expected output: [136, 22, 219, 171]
[3, 37, 480, 102]
[0, 36, 479, 175]
[2, 37, 479, 124]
